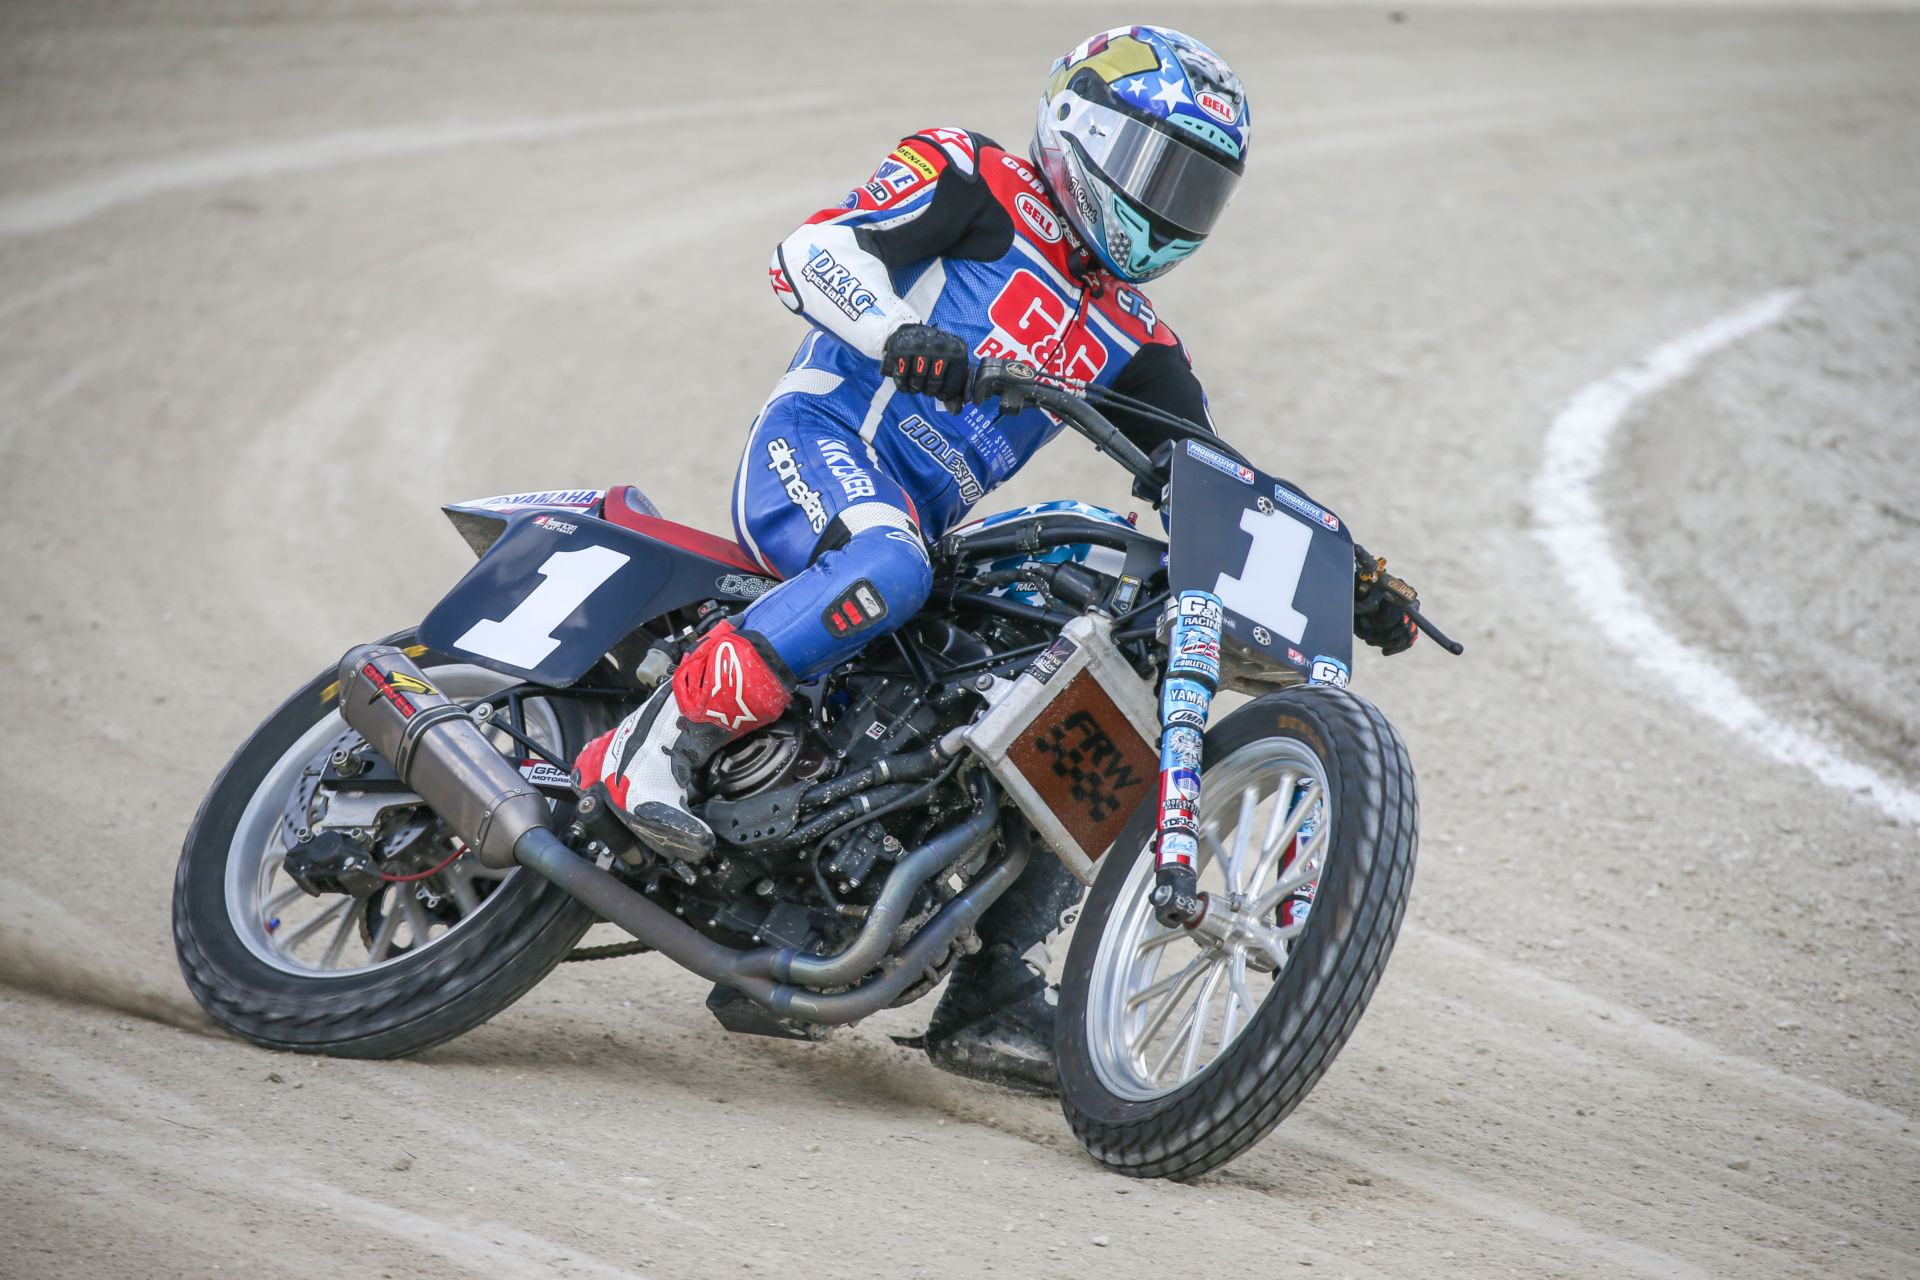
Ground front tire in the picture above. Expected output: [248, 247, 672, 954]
[1056, 685, 1417, 1179]
[172, 634, 613, 1058]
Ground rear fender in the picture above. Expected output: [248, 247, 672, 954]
[417, 511, 775, 687]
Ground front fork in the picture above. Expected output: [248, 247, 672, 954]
[1150, 590, 1223, 928]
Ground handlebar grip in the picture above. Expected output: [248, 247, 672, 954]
[1404, 602, 1464, 655]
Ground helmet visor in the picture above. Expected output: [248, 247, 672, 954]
[1069, 99, 1241, 237]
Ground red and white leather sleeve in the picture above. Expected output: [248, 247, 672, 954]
[765, 135, 962, 360]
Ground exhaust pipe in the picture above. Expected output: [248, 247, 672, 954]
[736, 794, 1001, 988]
[512, 806, 1029, 1027]
[335, 645, 551, 869]
[338, 642, 1032, 1026]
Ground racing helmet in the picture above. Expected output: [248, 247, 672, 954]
[1032, 26, 1249, 284]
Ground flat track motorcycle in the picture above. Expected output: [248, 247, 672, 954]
[172, 359, 1458, 1179]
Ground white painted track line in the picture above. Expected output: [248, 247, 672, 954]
[1531, 290, 1920, 827]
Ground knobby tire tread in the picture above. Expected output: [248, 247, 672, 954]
[171, 635, 608, 1059]
[1057, 686, 1418, 1180]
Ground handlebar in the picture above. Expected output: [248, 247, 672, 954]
[967, 357, 1465, 658]
[967, 358, 1161, 489]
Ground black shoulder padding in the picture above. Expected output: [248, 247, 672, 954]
[854, 161, 1015, 268]
[1107, 341, 1216, 455]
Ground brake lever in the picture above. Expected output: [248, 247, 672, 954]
[1356, 544, 1464, 655]
[1404, 601, 1464, 655]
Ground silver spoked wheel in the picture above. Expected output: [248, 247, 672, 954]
[223, 663, 564, 978]
[1085, 737, 1331, 1102]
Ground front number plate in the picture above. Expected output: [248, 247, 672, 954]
[1165, 441, 1354, 677]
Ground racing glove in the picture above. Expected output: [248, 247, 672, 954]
[1352, 544, 1420, 656]
[882, 324, 971, 408]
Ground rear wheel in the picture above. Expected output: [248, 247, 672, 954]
[172, 634, 615, 1057]
[1056, 686, 1417, 1179]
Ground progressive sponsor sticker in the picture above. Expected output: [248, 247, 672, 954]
[1185, 439, 1253, 483]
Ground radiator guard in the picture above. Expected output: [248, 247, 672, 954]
[960, 614, 1162, 884]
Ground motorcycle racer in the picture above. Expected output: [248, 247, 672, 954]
[575, 26, 1421, 1091]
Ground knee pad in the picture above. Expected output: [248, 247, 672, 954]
[739, 504, 932, 679]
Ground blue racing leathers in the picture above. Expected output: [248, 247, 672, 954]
[733, 126, 1219, 679]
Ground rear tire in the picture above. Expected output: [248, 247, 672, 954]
[171, 634, 612, 1058]
[1056, 685, 1417, 1179]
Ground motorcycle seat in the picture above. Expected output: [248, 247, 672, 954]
[601, 484, 775, 579]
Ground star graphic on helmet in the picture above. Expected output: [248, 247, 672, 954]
[1150, 76, 1191, 110]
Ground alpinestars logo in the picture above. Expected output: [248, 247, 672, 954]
[766, 437, 828, 534]
[802, 247, 879, 322]
[896, 415, 985, 505]
[705, 640, 756, 730]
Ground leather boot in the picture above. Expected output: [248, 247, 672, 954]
[572, 622, 792, 862]
[923, 839, 1085, 1095]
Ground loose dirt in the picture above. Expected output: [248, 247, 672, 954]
[3, 3, 1916, 1277]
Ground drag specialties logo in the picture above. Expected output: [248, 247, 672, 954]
[896, 414, 985, 505]
[1015, 192, 1062, 243]
[801, 246, 880, 322]
[360, 662, 436, 719]
[766, 437, 828, 534]
[975, 270, 1108, 382]
[1186, 438, 1252, 483]
[531, 514, 577, 535]
[1028, 709, 1147, 825]
[822, 579, 888, 639]
[816, 437, 876, 501]
[1273, 483, 1341, 531]
[715, 573, 775, 599]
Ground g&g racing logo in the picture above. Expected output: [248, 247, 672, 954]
[766, 437, 828, 534]
[801, 246, 879, 322]
[896, 415, 985, 505]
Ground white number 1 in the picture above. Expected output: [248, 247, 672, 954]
[455, 546, 630, 669]
[1212, 508, 1312, 643]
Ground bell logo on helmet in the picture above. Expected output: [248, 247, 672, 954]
[1015, 192, 1061, 243]
[1196, 89, 1237, 124]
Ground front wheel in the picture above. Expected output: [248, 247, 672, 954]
[172, 634, 616, 1058]
[1056, 685, 1417, 1179]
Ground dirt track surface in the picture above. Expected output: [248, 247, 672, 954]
[3, 3, 1918, 1276]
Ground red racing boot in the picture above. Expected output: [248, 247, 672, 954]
[572, 621, 793, 862]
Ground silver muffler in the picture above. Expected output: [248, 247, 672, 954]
[335, 644, 551, 868]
